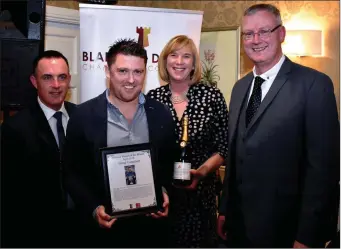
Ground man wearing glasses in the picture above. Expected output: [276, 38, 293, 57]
[218, 3, 339, 248]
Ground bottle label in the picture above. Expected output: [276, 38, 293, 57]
[173, 162, 191, 180]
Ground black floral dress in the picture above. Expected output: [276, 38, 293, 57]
[147, 83, 229, 247]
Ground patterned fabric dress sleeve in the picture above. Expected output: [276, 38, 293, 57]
[146, 89, 156, 99]
[211, 88, 229, 159]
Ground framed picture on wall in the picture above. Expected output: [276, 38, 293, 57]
[199, 27, 241, 105]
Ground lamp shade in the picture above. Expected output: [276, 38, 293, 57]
[283, 30, 322, 56]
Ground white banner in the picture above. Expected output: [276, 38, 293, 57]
[79, 4, 203, 103]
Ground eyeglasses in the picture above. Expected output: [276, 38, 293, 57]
[241, 24, 282, 41]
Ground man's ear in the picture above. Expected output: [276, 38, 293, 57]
[67, 73, 72, 85]
[280, 25, 286, 43]
[105, 64, 110, 79]
[30, 74, 38, 89]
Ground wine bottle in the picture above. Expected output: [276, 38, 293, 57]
[173, 115, 191, 186]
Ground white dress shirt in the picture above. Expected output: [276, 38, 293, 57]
[37, 97, 69, 147]
[247, 54, 286, 103]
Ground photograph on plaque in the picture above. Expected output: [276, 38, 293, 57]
[125, 165, 137, 185]
[100, 143, 163, 218]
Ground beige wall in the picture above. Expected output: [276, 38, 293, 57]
[47, 1, 340, 111]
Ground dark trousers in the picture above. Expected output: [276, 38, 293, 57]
[326, 230, 340, 248]
[1, 210, 84, 248]
[84, 216, 170, 248]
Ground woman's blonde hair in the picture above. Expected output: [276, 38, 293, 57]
[158, 35, 202, 84]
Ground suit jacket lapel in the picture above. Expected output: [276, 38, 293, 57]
[93, 92, 109, 150]
[144, 97, 157, 144]
[64, 101, 76, 117]
[229, 73, 253, 144]
[35, 101, 76, 150]
[32, 101, 59, 151]
[246, 57, 292, 132]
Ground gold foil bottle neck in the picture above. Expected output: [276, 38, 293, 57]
[180, 115, 188, 148]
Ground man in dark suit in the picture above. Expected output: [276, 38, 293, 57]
[217, 4, 339, 248]
[63, 39, 176, 247]
[1, 50, 78, 247]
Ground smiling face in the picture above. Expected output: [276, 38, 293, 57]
[242, 10, 286, 74]
[30, 57, 70, 111]
[166, 45, 194, 84]
[106, 53, 146, 104]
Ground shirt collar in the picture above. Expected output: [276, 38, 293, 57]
[37, 96, 68, 121]
[106, 89, 146, 109]
[253, 54, 286, 79]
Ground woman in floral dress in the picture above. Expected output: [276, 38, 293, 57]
[147, 35, 229, 247]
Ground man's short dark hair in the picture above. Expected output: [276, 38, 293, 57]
[106, 38, 148, 67]
[32, 50, 69, 75]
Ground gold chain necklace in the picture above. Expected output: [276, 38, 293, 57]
[170, 85, 189, 104]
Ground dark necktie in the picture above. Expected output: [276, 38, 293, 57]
[246, 76, 265, 127]
[53, 111, 65, 154]
[54, 111, 72, 209]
